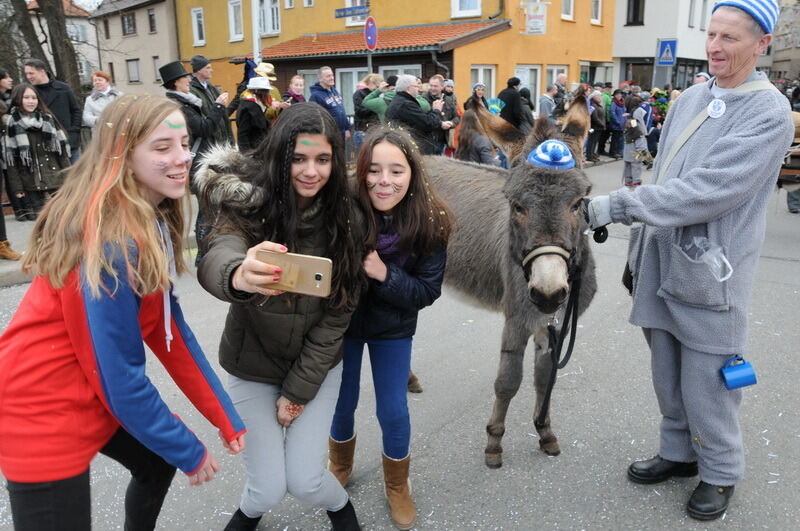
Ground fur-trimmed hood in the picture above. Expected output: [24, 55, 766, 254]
[193, 144, 265, 213]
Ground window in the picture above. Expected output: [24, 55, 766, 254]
[67, 23, 87, 43]
[303, 0, 314, 6]
[626, 0, 645, 25]
[108, 62, 115, 83]
[515, 65, 541, 115]
[345, 0, 368, 27]
[591, 0, 602, 24]
[228, 0, 244, 41]
[451, 0, 480, 19]
[121, 12, 136, 36]
[285, 0, 294, 7]
[192, 8, 205, 46]
[77, 60, 87, 78]
[699, 0, 709, 30]
[546, 65, 568, 89]
[259, 0, 280, 35]
[562, 0, 574, 20]
[336, 67, 369, 116]
[470, 64, 496, 98]
[126, 59, 140, 83]
[103, 18, 109, 39]
[153, 56, 161, 82]
[688, 0, 695, 27]
[378, 64, 423, 80]
[147, 8, 156, 33]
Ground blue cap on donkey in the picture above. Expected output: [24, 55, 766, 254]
[527, 140, 575, 170]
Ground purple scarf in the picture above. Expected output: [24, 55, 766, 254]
[376, 216, 408, 266]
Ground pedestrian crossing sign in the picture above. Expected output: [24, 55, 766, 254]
[656, 39, 678, 66]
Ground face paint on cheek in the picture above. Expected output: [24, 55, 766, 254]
[366, 180, 377, 190]
[153, 160, 169, 173]
[391, 183, 403, 193]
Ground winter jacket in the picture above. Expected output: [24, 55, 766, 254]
[236, 99, 269, 152]
[33, 80, 81, 149]
[347, 220, 446, 340]
[497, 87, 524, 129]
[308, 82, 351, 135]
[5, 128, 70, 194]
[353, 87, 380, 131]
[195, 146, 361, 405]
[283, 90, 305, 104]
[0, 244, 245, 482]
[82, 87, 122, 129]
[385, 90, 442, 155]
[590, 101, 606, 130]
[538, 94, 556, 121]
[165, 90, 227, 179]
[190, 77, 234, 146]
[609, 98, 626, 131]
[606, 71, 794, 354]
[363, 88, 394, 122]
[464, 95, 489, 112]
[519, 97, 535, 135]
[458, 135, 498, 166]
[423, 91, 460, 150]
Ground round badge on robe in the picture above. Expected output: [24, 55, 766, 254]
[707, 98, 726, 119]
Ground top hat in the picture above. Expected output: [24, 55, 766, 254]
[159, 61, 191, 87]
[254, 62, 278, 81]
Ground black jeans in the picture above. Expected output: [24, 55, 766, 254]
[7, 428, 177, 531]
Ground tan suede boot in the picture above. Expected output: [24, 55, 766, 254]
[382, 454, 416, 530]
[407, 371, 423, 393]
[0, 241, 21, 261]
[328, 435, 356, 487]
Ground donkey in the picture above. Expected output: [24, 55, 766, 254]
[424, 94, 597, 468]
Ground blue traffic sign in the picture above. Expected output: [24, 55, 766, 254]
[364, 16, 378, 50]
[656, 39, 678, 66]
[335, 5, 370, 18]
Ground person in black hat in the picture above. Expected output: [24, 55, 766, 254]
[190, 55, 233, 146]
[497, 76, 524, 129]
[160, 60, 230, 259]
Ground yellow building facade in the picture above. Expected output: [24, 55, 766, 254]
[175, 0, 614, 116]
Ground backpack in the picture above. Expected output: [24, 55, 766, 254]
[624, 118, 643, 143]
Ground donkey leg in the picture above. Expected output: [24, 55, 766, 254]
[532, 327, 561, 456]
[485, 322, 529, 468]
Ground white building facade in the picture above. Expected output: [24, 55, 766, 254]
[612, 0, 714, 90]
[90, 0, 179, 94]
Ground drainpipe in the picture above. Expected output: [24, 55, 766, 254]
[431, 51, 449, 78]
[488, 0, 505, 20]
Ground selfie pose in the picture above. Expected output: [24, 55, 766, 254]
[195, 102, 365, 531]
[329, 127, 451, 530]
[0, 95, 246, 531]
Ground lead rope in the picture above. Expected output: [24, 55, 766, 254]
[534, 270, 582, 428]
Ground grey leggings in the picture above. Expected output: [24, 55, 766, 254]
[228, 363, 348, 518]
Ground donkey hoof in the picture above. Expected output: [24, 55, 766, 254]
[485, 452, 503, 468]
[539, 437, 561, 456]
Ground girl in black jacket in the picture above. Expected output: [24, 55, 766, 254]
[328, 126, 452, 530]
[235, 77, 272, 153]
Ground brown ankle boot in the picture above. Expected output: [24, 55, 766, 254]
[0, 241, 22, 261]
[328, 435, 356, 487]
[407, 371, 423, 393]
[382, 454, 416, 530]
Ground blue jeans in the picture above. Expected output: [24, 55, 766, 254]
[330, 337, 412, 459]
[787, 188, 800, 212]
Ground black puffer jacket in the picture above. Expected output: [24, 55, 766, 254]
[347, 218, 446, 339]
[385, 90, 442, 155]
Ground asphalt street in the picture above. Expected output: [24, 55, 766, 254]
[0, 159, 798, 530]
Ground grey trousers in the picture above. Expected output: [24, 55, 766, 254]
[644, 328, 744, 486]
[228, 363, 348, 518]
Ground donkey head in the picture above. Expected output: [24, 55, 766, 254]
[500, 95, 592, 314]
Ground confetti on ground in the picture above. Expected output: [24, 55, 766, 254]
[769, 472, 780, 476]
[762, 437, 771, 446]
[768, 480, 779, 484]
[653, 489, 661, 496]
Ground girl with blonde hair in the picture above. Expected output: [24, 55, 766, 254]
[0, 94, 245, 530]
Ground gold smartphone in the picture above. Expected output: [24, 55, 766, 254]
[255, 250, 333, 298]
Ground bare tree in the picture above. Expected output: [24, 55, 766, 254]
[8, 0, 52, 73]
[34, 0, 81, 96]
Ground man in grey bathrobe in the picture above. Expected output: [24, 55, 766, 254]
[586, 0, 793, 521]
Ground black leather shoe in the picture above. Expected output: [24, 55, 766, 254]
[627, 455, 698, 484]
[687, 481, 734, 521]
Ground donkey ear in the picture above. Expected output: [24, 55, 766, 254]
[466, 104, 527, 163]
[558, 90, 591, 164]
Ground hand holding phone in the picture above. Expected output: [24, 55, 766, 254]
[231, 241, 287, 296]
[255, 250, 332, 297]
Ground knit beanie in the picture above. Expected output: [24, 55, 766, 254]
[190, 55, 210, 72]
[527, 140, 575, 170]
[712, 0, 779, 34]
